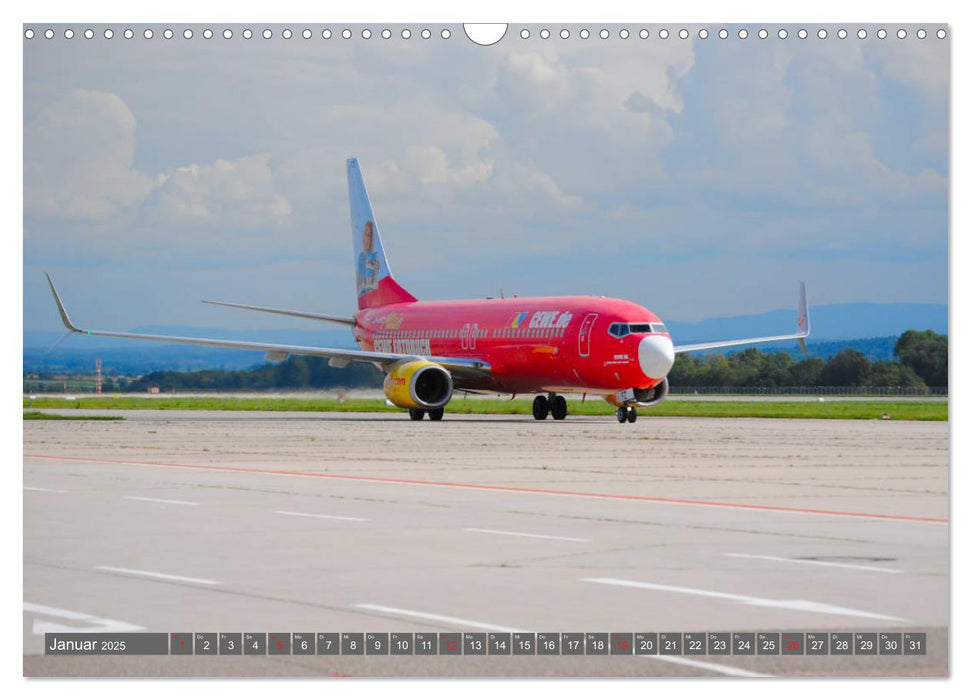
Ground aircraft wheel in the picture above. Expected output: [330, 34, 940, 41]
[532, 395, 549, 420]
[627, 407, 638, 423]
[616, 407, 628, 423]
[428, 408, 445, 421]
[408, 408, 425, 421]
[551, 395, 568, 420]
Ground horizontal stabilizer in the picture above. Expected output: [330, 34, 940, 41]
[203, 299, 356, 326]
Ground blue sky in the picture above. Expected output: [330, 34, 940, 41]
[23, 23, 948, 331]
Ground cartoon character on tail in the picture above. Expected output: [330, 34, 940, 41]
[357, 220, 380, 297]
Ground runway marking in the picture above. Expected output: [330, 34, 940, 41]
[355, 604, 528, 633]
[24, 602, 143, 635]
[642, 654, 770, 678]
[124, 496, 199, 506]
[24, 486, 66, 493]
[355, 603, 767, 677]
[24, 453, 947, 524]
[725, 552, 903, 574]
[584, 578, 908, 622]
[273, 510, 369, 522]
[464, 528, 590, 542]
[95, 566, 220, 586]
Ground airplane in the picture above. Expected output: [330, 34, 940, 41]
[45, 158, 810, 425]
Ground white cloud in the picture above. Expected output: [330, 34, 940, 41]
[25, 89, 293, 254]
[404, 145, 494, 186]
[497, 51, 575, 105]
[659, 37, 946, 247]
[147, 153, 292, 228]
[24, 89, 157, 221]
[491, 42, 693, 197]
[868, 37, 949, 103]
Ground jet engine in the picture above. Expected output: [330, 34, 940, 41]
[605, 378, 669, 408]
[383, 360, 454, 410]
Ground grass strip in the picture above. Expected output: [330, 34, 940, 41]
[23, 411, 124, 421]
[23, 397, 946, 421]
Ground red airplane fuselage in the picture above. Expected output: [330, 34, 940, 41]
[354, 295, 671, 394]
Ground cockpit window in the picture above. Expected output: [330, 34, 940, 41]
[611, 322, 669, 336]
[628, 322, 669, 334]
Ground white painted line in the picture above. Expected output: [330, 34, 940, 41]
[355, 604, 528, 633]
[25, 602, 98, 621]
[24, 486, 66, 493]
[95, 566, 220, 586]
[273, 510, 369, 522]
[464, 528, 590, 543]
[24, 602, 143, 634]
[725, 552, 903, 574]
[643, 654, 771, 678]
[124, 496, 199, 506]
[584, 578, 908, 622]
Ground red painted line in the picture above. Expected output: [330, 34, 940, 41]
[24, 453, 947, 524]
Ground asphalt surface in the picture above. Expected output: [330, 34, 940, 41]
[23, 410, 949, 677]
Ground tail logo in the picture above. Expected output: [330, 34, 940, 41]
[357, 220, 381, 297]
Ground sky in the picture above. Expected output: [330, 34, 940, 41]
[23, 22, 949, 332]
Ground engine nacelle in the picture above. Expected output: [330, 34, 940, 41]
[383, 360, 454, 410]
[604, 378, 669, 408]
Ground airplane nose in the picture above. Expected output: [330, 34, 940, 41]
[639, 334, 675, 379]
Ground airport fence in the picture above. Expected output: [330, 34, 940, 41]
[668, 385, 947, 397]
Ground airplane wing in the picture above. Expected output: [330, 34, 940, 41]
[673, 282, 810, 355]
[45, 274, 491, 378]
[201, 299, 356, 327]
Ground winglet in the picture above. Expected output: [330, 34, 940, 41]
[44, 273, 82, 334]
[796, 281, 810, 354]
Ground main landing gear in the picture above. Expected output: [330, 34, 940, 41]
[409, 408, 445, 421]
[616, 406, 638, 424]
[532, 394, 568, 421]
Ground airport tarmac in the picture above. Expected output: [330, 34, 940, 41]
[23, 410, 949, 677]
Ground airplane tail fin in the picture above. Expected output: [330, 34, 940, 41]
[347, 158, 417, 310]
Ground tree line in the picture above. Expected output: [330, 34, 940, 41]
[96, 329, 948, 393]
[126, 356, 384, 392]
[670, 329, 946, 389]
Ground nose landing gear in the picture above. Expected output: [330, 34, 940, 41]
[616, 406, 638, 424]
